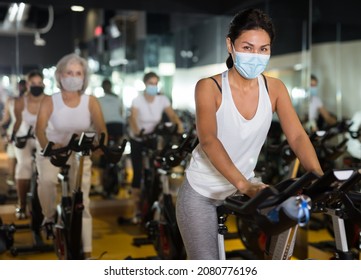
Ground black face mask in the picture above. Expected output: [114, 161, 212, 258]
[29, 86, 44, 96]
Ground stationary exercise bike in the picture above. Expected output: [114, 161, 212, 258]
[99, 122, 127, 198]
[220, 171, 317, 260]
[9, 126, 53, 256]
[303, 168, 361, 259]
[239, 123, 351, 258]
[130, 122, 180, 250]
[41, 132, 126, 259]
[222, 168, 361, 260]
[146, 130, 198, 259]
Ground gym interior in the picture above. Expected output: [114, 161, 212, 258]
[0, 0, 361, 261]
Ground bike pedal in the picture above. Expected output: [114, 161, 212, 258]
[15, 208, 28, 220]
[43, 222, 55, 240]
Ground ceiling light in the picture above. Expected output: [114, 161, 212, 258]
[71, 5, 84, 12]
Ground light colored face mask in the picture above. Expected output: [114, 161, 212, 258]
[61, 77, 83, 92]
[232, 46, 270, 79]
[310, 86, 318, 96]
[145, 85, 158, 96]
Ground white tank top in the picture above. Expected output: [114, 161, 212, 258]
[129, 94, 171, 140]
[46, 93, 91, 145]
[17, 96, 37, 136]
[186, 71, 273, 200]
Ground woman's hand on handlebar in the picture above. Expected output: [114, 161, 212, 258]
[51, 143, 64, 150]
[236, 180, 268, 198]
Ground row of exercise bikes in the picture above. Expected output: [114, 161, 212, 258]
[1, 116, 361, 260]
[0, 127, 127, 259]
[125, 118, 361, 260]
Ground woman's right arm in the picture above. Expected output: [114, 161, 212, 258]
[35, 96, 53, 149]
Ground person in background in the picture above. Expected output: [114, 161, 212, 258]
[12, 72, 45, 220]
[98, 78, 124, 141]
[126, 71, 183, 224]
[175, 8, 323, 260]
[308, 74, 337, 131]
[0, 79, 26, 188]
[35, 53, 107, 259]
[97, 78, 125, 195]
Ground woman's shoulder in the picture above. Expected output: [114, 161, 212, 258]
[40, 94, 54, 106]
[263, 75, 287, 94]
[195, 73, 224, 98]
[197, 73, 223, 85]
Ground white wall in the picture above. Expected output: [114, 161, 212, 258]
[171, 63, 227, 111]
[312, 40, 361, 119]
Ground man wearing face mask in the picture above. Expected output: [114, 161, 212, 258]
[12, 70, 45, 219]
[308, 74, 337, 132]
[124, 71, 183, 224]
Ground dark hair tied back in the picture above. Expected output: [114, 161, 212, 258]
[226, 8, 275, 69]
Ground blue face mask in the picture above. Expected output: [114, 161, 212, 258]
[232, 46, 270, 79]
[310, 86, 318, 96]
[145, 85, 158, 96]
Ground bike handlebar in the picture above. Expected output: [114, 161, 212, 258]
[154, 130, 198, 170]
[224, 171, 318, 216]
[223, 172, 318, 235]
[13, 126, 34, 149]
[41, 132, 127, 167]
[268, 122, 350, 164]
[303, 168, 361, 207]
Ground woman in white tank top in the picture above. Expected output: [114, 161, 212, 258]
[35, 53, 107, 259]
[12, 70, 45, 220]
[176, 8, 324, 260]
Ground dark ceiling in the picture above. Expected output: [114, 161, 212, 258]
[0, 0, 361, 24]
[0, 0, 361, 23]
[0, 0, 360, 75]
[1, 0, 359, 47]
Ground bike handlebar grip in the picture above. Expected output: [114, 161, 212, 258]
[257, 172, 318, 209]
[96, 132, 106, 150]
[13, 126, 35, 149]
[14, 136, 28, 149]
[41, 141, 55, 157]
[338, 169, 361, 193]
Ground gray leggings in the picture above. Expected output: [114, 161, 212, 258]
[176, 177, 223, 260]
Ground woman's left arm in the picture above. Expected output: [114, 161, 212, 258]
[271, 78, 323, 175]
[89, 95, 108, 145]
